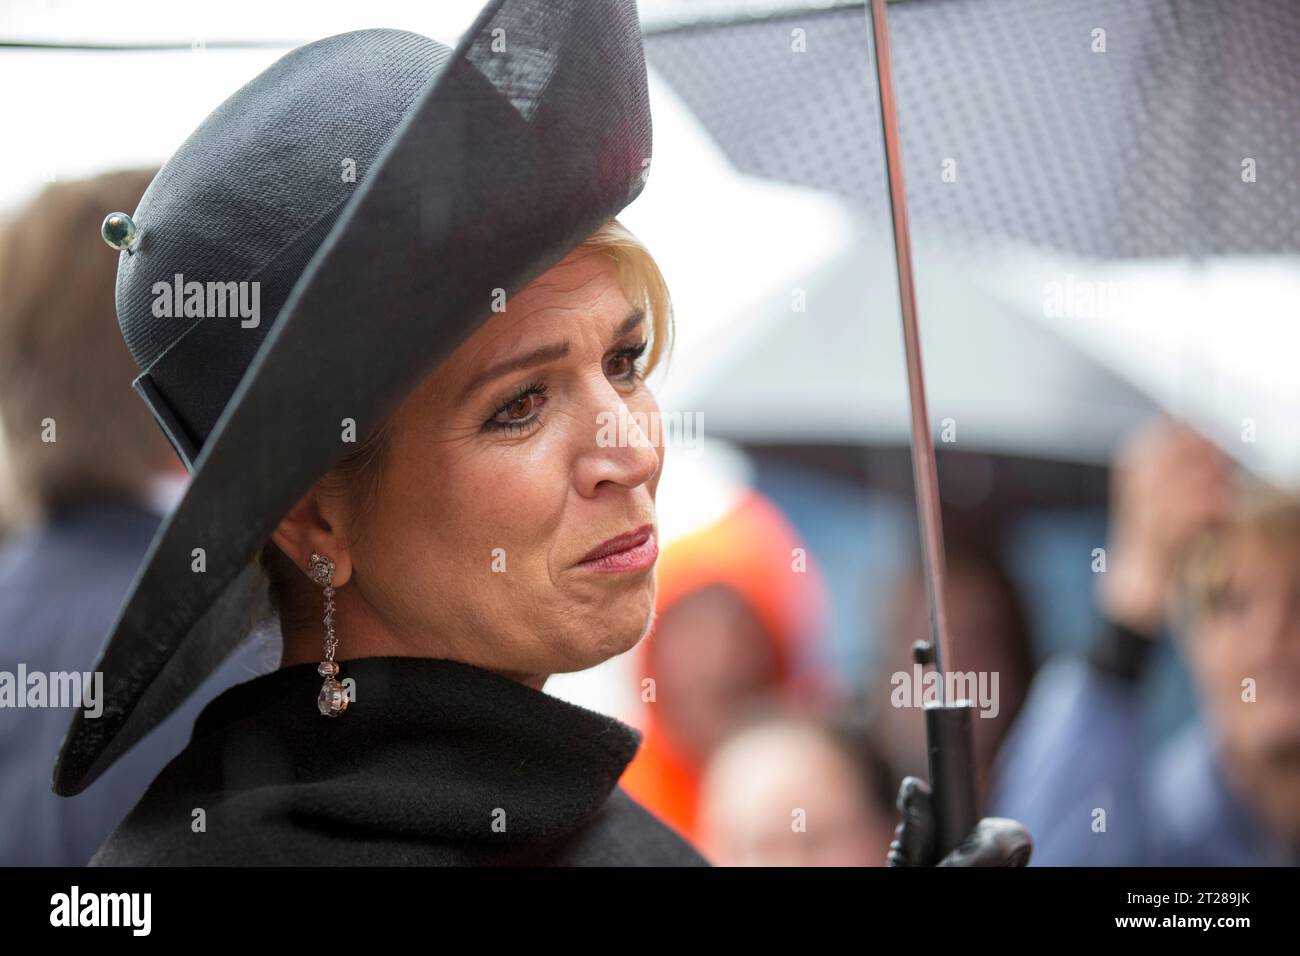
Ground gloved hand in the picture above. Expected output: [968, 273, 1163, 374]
[887, 776, 1033, 866]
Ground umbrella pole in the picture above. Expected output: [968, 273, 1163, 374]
[867, 0, 981, 859]
[866, 0, 953, 682]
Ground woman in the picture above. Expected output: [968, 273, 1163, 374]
[91, 224, 701, 865]
[57, 1, 1028, 866]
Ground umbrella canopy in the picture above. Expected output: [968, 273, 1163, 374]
[975, 247, 1300, 486]
[643, 0, 1300, 484]
[669, 226, 1157, 462]
[5, 0, 1291, 473]
[643, 0, 1300, 259]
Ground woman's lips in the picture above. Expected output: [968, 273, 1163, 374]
[574, 524, 657, 574]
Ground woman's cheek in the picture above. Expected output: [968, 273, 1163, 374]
[465, 436, 559, 543]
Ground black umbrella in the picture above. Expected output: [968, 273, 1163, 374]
[646, 0, 1299, 862]
[644, 0, 1300, 259]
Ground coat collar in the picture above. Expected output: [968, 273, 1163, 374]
[187, 655, 643, 842]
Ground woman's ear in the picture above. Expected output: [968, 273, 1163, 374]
[269, 487, 354, 588]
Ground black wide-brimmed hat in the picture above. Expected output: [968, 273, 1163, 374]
[54, 0, 653, 796]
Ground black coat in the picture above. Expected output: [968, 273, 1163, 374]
[90, 655, 711, 866]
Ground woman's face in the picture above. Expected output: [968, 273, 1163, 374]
[331, 246, 665, 684]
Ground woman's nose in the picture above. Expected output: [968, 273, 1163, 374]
[575, 396, 662, 496]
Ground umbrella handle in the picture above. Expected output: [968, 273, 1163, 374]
[924, 702, 982, 859]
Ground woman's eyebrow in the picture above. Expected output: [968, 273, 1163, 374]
[459, 309, 645, 399]
[460, 341, 570, 400]
[613, 309, 646, 339]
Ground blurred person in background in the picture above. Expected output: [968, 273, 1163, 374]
[0, 171, 274, 865]
[619, 488, 834, 848]
[870, 538, 1036, 802]
[990, 419, 1300, 865]
[697, 709, 896, 866]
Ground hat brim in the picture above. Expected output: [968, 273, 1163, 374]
[54, 0, 652, 796]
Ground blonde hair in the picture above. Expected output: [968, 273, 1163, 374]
[257, 216, 674, 627]
[0, 169, 172, 530]
[579, 216, 675, 376]
[1177, 482, 1300, 620]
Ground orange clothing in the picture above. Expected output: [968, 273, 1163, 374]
[620, 488, 831, 845]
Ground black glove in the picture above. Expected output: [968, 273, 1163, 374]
[887, 776, 1033, 867]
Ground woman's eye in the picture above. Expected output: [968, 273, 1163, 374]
[486, 383, 547, 432]
[608, 341, 648, 380]
[496, 394, 537, 422]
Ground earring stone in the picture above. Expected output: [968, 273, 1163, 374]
[307, 551, 347, 717]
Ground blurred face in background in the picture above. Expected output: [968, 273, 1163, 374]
[1186, 529, 1300, 839]
[0, 169, 178, 531]
[650, 584, 780, 764]
[698, 720, 894, 867]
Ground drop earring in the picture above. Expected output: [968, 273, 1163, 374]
[307, 551, 348, 717]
